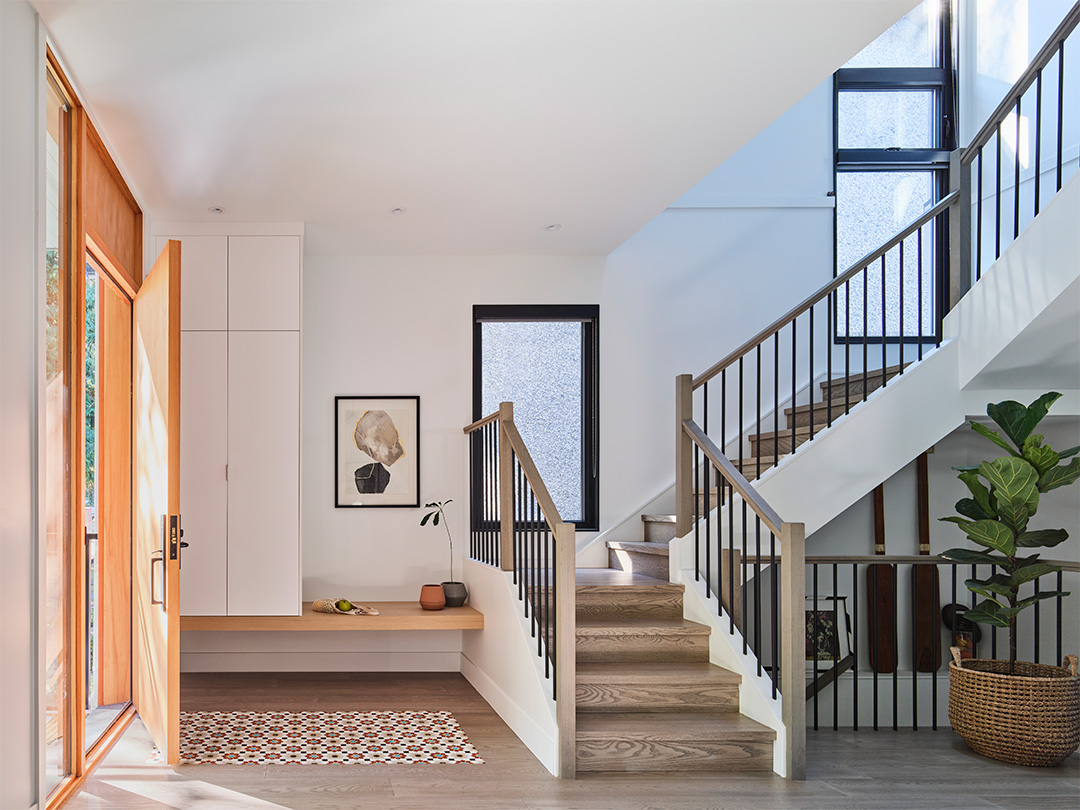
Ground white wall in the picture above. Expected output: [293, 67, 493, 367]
[597, 81, 836, 542]
[0, 3, 43, 807]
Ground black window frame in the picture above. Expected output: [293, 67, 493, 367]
[833, 0, 958, 344]
[472, 304, 599, 531]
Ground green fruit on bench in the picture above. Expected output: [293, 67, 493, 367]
[336, 599, 353, 612]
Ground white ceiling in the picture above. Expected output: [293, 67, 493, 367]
[33, 0, 916, 256]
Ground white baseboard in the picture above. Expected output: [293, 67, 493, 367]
[460, 652, 556, 775]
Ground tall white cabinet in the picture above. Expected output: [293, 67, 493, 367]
[159, 228, 302, 616]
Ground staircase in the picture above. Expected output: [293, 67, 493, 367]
[607, 363, 907, 578]
[574, 569, 774, 772]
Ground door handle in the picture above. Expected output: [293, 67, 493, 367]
[150, 550, 164, 607]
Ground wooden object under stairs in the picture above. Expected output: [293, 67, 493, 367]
[573, 569, 774, 772]
[607, 363, 907, 579]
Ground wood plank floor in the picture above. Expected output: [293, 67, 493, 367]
[65, 672, 1079, 810]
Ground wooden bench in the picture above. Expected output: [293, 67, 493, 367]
[180, 601, 483, 631]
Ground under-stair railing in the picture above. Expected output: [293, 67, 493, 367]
[463, 401, 576, 779]
[957, 1, 1080, 287]
[675, 401, 806, 780]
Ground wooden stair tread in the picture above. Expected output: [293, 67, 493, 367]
[641, 514, 676, 523]
[576, 661, 740, 685]
[578, 617, 709, 632]
[577, 712, 775, 741]
[606, 541, 669, 556]
[574, 569, 670, 586]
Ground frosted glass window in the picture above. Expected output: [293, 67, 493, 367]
[835, 172, 938, 338]
[838, 91, 936, 149]
[844, 2, 939, 68]
[481, 321, 586, 523]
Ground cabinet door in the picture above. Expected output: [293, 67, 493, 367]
[228, 236, 300, 331]
[227, 331, 300, 615]
[156, 236, 228, 331]
[179, 331, 229, 615]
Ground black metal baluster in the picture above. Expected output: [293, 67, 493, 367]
[1057, 42, 1065, 192]
[880, 255, 887, 380]
[739, 357, 745, 475]
[976, 148, 984, 281]
[899, 240, 905, 372]
[791, 321, 796, 454]
[551, 529, 558, 698]
[1034, 577, 1041, 664]
[705, 460, 712, 599]
[827, 293, 833, 428]
[812, 562, 819, 730]
[728, 479, 735, 633]
[543, 516, 550, 674]
[950, 565, 957, 650]
[703, 381, 709, 437]
[774, 334, 780, 469]
[694, 444, 701, 580]
[809, 306, 815, 441]
[912, 562, 918, 731]
[1014, 98, 1022, 240]
[845, 281, 851, 416]
[872, 564, 879, 731]
[833, 563, 840, 730]
[742, 501, 748, 656]
[756, 346, 762, 478]
[770, 526, 778, 699]
[917, 228, 924, 360]
[1035, 70, 1043, 216]
[892, 564, 898, 731]
[862, 269, 869, 403]
[754, 516, 761, 678]
[995, 127, 1003, 259]
[721, 369, 727, 461]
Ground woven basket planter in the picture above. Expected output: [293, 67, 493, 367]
[949, 648, 1080, 766]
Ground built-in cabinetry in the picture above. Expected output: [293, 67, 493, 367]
[157, 229, 302, 616]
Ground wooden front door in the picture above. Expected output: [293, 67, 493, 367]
[131, 240, 181, 762]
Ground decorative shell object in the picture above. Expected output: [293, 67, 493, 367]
[312, 598, 379, 615]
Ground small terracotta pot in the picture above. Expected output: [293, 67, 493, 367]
[419, 584, 446, 611]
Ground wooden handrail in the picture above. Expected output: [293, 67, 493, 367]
[683, 419, 783, 536]
[962, 1, 1080, 164]
[463, 410, 500, 434]
[693, 191, 958, 389]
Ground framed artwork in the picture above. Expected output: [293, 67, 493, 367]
[335, 396, 419, 508]
[805, 596, 852, 663]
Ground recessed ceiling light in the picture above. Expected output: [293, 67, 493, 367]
[208, 206, 226, 215]
[390, 207, 407, 215]
[544, 223, 561, 231]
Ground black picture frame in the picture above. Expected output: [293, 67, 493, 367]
[334, 395, 420, 508]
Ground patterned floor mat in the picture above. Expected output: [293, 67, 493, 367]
[177, 710, 484, 764]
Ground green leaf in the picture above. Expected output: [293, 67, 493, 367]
[1058, 446, 1080, 459]
[1015, 528, 1069, 548]
[994, 501, 1029, 537]
[964, 600, 1012, 627]
[961, 519, 1016, 555]
[1022, 435, 1061, 476]
[940, 547, 1009, 566]
[971, 422, 1022, 457]
[432, 513, 440, 526]
[955, 498, 993, 521]
[951, 465, 981, 473]
[1011, 561, 1062, 586]
[443, 499, 453, 505]
[979, 457, 1038, 514]
[939, 516, 973, 529]
[958, 471, 995, 517]
[1015, 591, 1064, 611]
[986, 392, 1061, 448]
[1038, 457, 1080, 492]
[965, 575, 1015, 600]
[420, 514, 431, 526]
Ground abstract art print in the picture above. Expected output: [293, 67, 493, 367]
[335, 396, 419, 507]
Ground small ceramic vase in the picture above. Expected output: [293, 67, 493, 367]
[441, 581, 468, 608]
[419, 583, 446, 611]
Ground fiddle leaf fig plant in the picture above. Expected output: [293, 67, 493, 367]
[940, 392, 1078, 671]
[421, 500, 458, 583]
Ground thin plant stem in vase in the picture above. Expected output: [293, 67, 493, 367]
[421, 499, 468, 607]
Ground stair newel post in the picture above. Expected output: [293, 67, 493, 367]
[675, 374, 694, 538]
[555, 520, 577, 779]
[780, 521, 806, 780]
[948, 149, 973, 313]
[498, 401, 515, 571]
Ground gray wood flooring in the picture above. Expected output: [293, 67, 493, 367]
[65, 672, 1079, 810]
